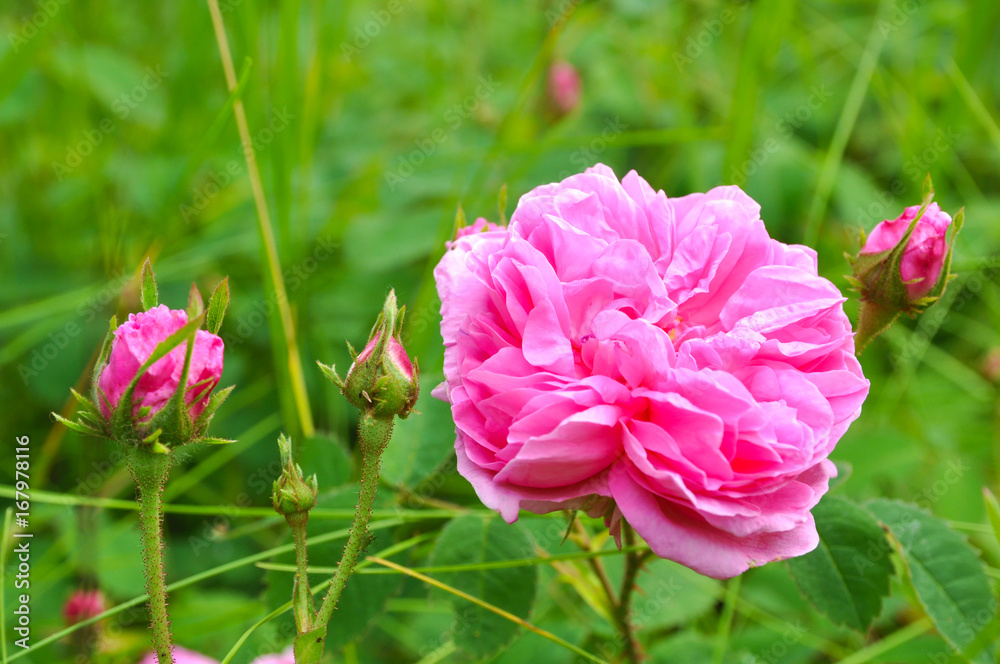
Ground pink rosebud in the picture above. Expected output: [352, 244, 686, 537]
[96, 305, 224, 420]
[455, 217, 503, 239]
[63, 589, 105, 625]
[434, 163, 869, 579]
[860, 202, 952, 300]
[138, 647, 219, 664]
[547, 61, 581, 115]
[983, 348, 1000, 383]
[321, 290, 419, 422]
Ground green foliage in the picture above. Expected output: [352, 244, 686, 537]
[3, 0, 1000, 661]
[867, 500, 998, 664]
[429, 516, 539, 658]
[787, 496, 892, 632]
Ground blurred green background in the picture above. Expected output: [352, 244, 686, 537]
[2, 0, 1000, 662]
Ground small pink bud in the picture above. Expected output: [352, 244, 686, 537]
[860, 202, 952, 300]
[62, 589, 105, 625]
[547, 61, 581, 116]
[983, 348, 1000, 383]
[320, 290, 419, 421]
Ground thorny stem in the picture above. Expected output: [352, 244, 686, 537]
[126, 446, 175, 664]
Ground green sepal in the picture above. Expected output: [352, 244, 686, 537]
[140, 258, 158, 311]
[206, 276, 230, 335]
[52, 412, 105, 437]
[194, 384, 234, 430]
[317, 361, 345, 389]
[453, 203, 467, 240]
[187, 283, 205, 318]
[90, 315, 118, 404]
[197, 437, 236, 445]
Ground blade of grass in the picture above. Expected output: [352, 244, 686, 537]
[366, 556, 610, 664]
[256, 544, 650, 575]
[205, 0, 315, 439]
[945, 59, 1000, 155]
[220, 532, 435, 663]
[0, 484, 469, 520]
[7, 518, 405, 661]
[803, 0, 890, 247]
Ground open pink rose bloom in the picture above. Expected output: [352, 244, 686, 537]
[434, 164, 869, 578]
[97, 304, 224, 420]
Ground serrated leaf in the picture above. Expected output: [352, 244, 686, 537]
[206, 276, 230, 334]
[140, 258, 158, 310]
[866, 499, 997, 664]
[429, 515, 538, 659]
[786, 496, 892, 632]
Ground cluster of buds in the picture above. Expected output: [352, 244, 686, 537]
[318, 290, 419, 424]
[847, 179, 963, 352]
[272, 434, 318, 517]
[55, 259, 233, 452]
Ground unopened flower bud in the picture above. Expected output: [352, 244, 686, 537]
[547, 60, 581, 116]
[272, 434, 318, 517]
[847, 184, 963, 352]
[319, 290, 419, 421]
[63, 589, 105, 625]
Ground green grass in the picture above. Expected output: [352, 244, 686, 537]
[2, 0, 1000, 662]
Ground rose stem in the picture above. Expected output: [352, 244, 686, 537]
[127, 446, 175, 664]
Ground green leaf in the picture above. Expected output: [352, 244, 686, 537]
[866, 499, 997, 664]
[429, 515, 538, 659]
[52, 412, 103, 437]
[786, 496, 892, 631]
[140, 258, 158, 310]
[206, 276, 230, 334]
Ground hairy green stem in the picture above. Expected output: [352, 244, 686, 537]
[291, 415, 393, 663]
[286, 512, 314, 633]
[126, 446, 175, 664]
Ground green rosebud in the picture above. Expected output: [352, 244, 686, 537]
[318, 290, 419, 421]
[272, 434, 318, 517]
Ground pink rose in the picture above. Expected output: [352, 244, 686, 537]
[434, 164, 869, 578]
[96, 305, 224, 420]
[547, 61, 581, 115]
[860, 202, 952, 300]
